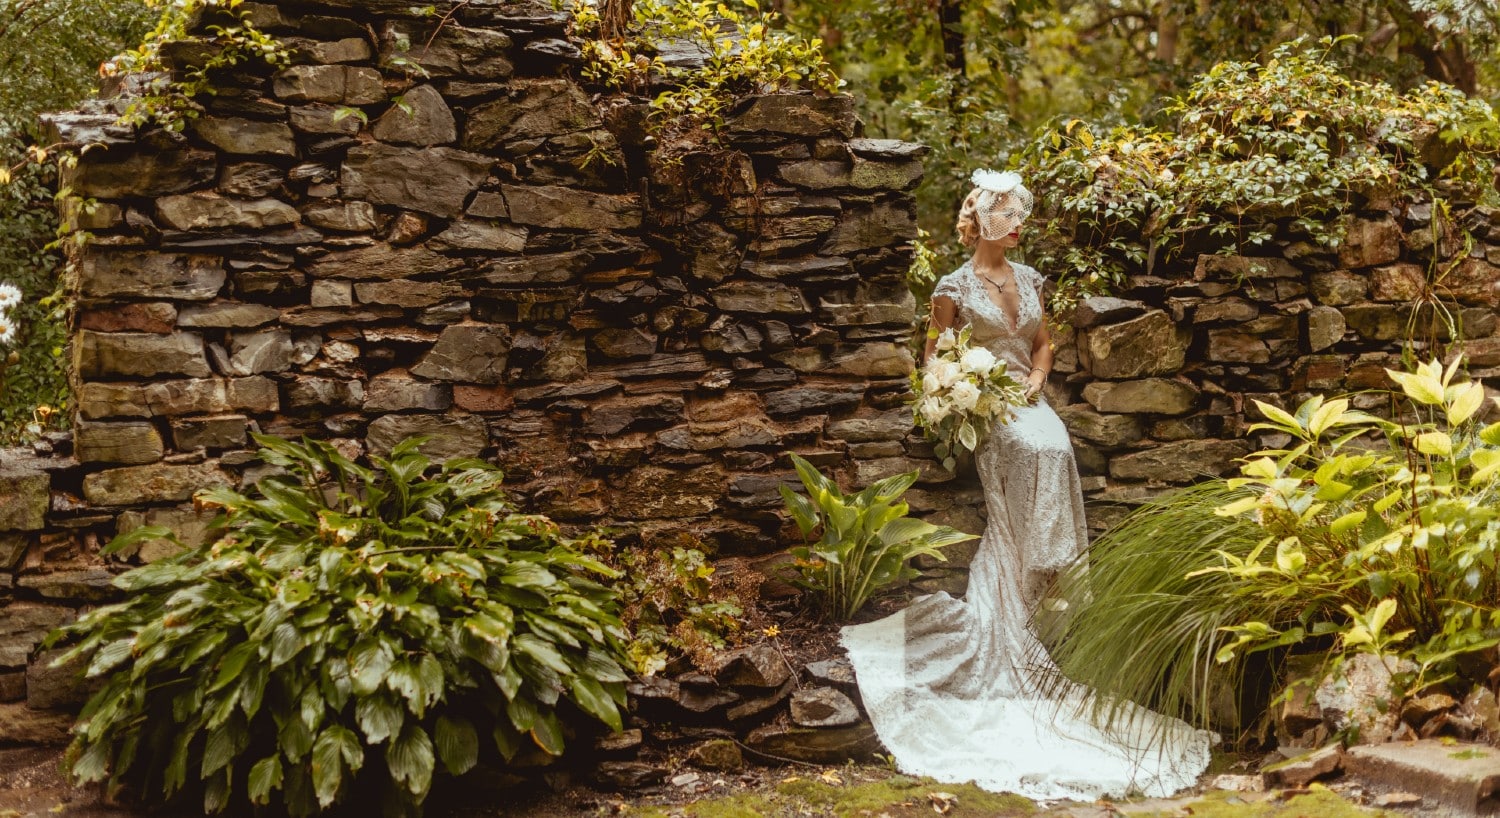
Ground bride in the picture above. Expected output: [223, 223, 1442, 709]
[839, 170, 1215, 800]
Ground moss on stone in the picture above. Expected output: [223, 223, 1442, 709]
[1130, 786, 1396, 818]
[628, 771, 1035, 817]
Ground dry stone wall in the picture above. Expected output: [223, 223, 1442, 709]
[1048, 209, 1500, 539]
[0, 0, 930, 715]
[2, 0, 1499, 729]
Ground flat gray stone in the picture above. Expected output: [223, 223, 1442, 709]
[17, 569, 117, 601]
[743, 721, 881, 764]
[192, 117, 296, 156]
[790, 687, 861, 728]
[77, 377, 279, 420]
[501, 184, 641, 230]
[74, 421, 165, 465]
[366, 414, 488, 463]
[463, 78, 597, 150]
[372, 84, 456, 146]
[82, 462, 231, 506]
[177, 302, 280, 328]
[341, 144, 492, 218]
[1346, 740, 1500, 816]
[156, 193, 298, 231]
[1081, 379, 1200, 415]
[76, 331, 211, 378]
[77, 252, 225, 301]
[1078, 310, 1188, 379]
[411, 323, 510, 384]
[1109, 439, 1254, 482]
[430, 220, 527, 253]
[303, 200, 377, 232]
[306, 242, 462, 281]
[273, 64, 386, 104]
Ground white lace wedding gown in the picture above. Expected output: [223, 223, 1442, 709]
[840, 260, 1214, 800]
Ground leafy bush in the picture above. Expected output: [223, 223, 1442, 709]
[1208, 359, 1500, 688]
[1014, 38, 1500, 310]
[779, 454, 975, 621]
[1050, 359, 1500, 734]
[607, 540, 764, 675]
[574, 0, 842, 137]
[47, 436, 631, 817]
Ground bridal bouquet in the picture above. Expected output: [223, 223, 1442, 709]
[911, 327, 1027, 470]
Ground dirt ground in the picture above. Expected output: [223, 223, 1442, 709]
[0, 743, 1400, 818]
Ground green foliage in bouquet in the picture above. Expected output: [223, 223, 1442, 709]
[46, 436, 630, 817]
[1048, 358, 1500, 735]
[911, 326, 1028, 471]
[780, 454, 976, 621]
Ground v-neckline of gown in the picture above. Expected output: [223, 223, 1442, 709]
[968, 260, 1025, 335]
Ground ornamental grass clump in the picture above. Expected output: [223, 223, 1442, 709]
[46, 436, 631, 817]
[1046, 358, 1500, 736]
[780, 454, 976, 621]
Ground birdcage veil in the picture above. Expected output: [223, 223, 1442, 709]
[970, 169, 1033, 241]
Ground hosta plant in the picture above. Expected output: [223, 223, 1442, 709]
[780, 454, 976, 621]
[46, 435, 631, 817]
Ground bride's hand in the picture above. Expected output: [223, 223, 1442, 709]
[1023, 370, 1046, 403]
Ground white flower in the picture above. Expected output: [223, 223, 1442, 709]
[959, 346, 997, 375]
[934, 328, 958, 352]
[929, 359, 963, 389]
[0, 283, 20, 310]
[922, 371, 943, 395]
[0, 316, 15, 346]
[948, 380, 981, 413]
[971, 168, 1023, 195]
[919, 397, 951, 425]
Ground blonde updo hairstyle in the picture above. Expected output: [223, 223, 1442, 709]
[955, 187, 987, 248]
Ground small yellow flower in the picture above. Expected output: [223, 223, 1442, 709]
[763, 625, 781, 638]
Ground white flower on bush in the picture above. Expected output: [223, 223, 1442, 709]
[0, 316, 14, 346]
[0, 284, 20, 311]
[959, 346, 997, 375]
[948, 380, 982, 413]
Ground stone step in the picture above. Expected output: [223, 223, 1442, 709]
[1344, 740, 1500, 816]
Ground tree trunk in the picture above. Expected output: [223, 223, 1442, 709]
[938, 0, 967, 77]
[1155, 0, 1179, 65]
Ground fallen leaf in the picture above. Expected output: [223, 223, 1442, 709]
[819, 769, 844, 786]
[928, 791, 958, 814]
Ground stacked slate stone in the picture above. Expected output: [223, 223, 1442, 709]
[0, 0, 930, 715]
[1051, 207, 1500, 533]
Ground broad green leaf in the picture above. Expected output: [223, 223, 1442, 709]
[1330, 509, 1367, 536]
[386, 722, 435, 797]
[248, 755, 282, 806]
[530, 710, 566, 755]
[1414, 431, 1453, 457]
[1387, 368, 1444, 405]
[435, 715, 480, 776]
[355, 693, 404, 744]
[1252, 401, 1302, 433]
[1274, 538, 1306, 575]
[569, 674, 624, 732]
[311, 727, 347, 808]
[349, 638, 394, 696]
[1447, 381, 1486, 425]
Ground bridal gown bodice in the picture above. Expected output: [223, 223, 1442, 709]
[839, 260, 1214, 801]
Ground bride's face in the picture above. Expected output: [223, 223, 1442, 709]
[975, 192, 1028, 249]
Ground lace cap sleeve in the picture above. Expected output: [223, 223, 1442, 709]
[1016, 263, 1046, 302]
[931, 270, 964, 304]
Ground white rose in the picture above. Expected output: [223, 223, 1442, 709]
[948, 380, 981, 413]
[919, 398, 950, 426]
[931, 360, 963, 389]
[959, 346, 997, 375]
[922, 371, 943, 395]
[934, 328, 958, 352]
